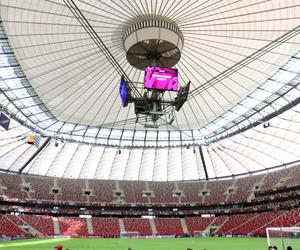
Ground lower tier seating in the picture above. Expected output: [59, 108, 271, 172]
[20, 214, 55, 235]
[92, 218, 120, 237]
[185, 217, 214, 234]
[123, 218, 153, 235]
[154, 218, 183, 235]
[0, 214, 28, 236]
[58, 217, 88, 235]
[1, 208, 300, 237]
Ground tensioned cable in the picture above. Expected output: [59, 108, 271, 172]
[252, 127, 300, 155]
[215, 147, 251, 173]
[203, 79, 300, 142]
[89, 59, 134, 129]
[211, 147, 235, 176]
[183, 31, 299, 45]
[217, 145, 263, 173]
[184, 39, 285, 73]
[63, 0, 148, 107]
[77, 0, 138, 24]
[176, 63, 211, 126]
[188, 42, 298, 102]
[0, 139, 28, 158]
[105, 65, 141, 133]
[230, 136, 290, 166]
[168, 0, 213, 21]
[184, 35, 296, 58]
[1, 1, 123, 26]
[1, 1, 300, 146]
[23, 48, 102, 87]
[111, 0, 140, 21]
[56, 53, 128, 125]
[45, 0, 129, 24]
[173, 0, 264, 24]
[179, 4, 300, 28]
[28, 45, 124, 100]
[180, 48, 251, 99]
[188, 25, 300, 99]
[40, 47, 125, 116]
[205, 147, 218, 178]
[179, 55, 234, 117]
[182, 41, 274, 106]
[235, 132, 299, 160]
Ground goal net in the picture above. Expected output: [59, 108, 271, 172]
[120, 231, 139, 238]
[193, 231, 208, 237]
[266, 227, 300, 250]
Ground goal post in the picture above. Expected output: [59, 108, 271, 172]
[193, 231, 208, 237]
[266, 227, 300, 250]
[120, 231, 139, 238]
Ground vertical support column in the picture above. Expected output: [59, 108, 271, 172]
[149, 219, 157, 235]
[86, 218, 94, 235]
[119, 218, 125, 233]
[199, 146, 209, 180]
[180, 218, 189, 234]
[53, 217, 61, 235]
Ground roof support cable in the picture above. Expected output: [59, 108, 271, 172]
[63, 0, 150, 109]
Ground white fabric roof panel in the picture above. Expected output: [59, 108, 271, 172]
[1, 0, 300, 136]
[1, 101, 300, 180]
[1, 0, 300, 180]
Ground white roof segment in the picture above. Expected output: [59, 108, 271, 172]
[1, 0, 300, 180]
[0, 0, 300, 141]
[1, 103, 300, 180]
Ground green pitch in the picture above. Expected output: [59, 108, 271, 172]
[0, 237, 298, 250]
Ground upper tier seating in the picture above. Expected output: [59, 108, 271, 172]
[89, 180, 115, 203]
[119, 181, 148, 204]
[0, 163, 299, 206]
[260, 168, 293, 191]
[149, 182, 178, 204]
[177, 182, 204, 203]
[57, 179, 86, 203]
[283, 165, 300, 187]
[23, 175, 55, 201]
[0, 173, 27, 199]
[204, 179, 233, 205]
[227, 175, 261, 203]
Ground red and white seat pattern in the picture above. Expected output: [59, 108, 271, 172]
[154, 218, 183, 235]
[58, 217, 88, 235]
[123, 218, 152, 235]
[0, 214, 28, 236]
[92, 218, 120, 237]
[20, 214, 54, 235]
[185, 217, 213, 234]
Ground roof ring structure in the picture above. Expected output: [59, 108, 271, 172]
[1, 1, 300, 180]
[123, 19, 184, 69]
[1, 0, 300, 149]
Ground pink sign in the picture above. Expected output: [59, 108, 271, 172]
[144, 66, 178, 91]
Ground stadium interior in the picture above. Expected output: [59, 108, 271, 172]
[0, 0, 300, 250]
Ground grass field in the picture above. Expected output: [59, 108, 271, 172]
[0, 237, 298, 250]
